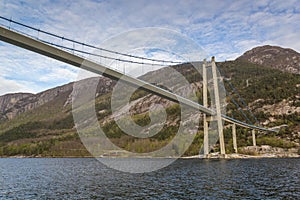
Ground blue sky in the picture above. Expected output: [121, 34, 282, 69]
[0, 0, 299, 95]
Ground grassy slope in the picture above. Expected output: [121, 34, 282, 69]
[0, 60, 299, 157]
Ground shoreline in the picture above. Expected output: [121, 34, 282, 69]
[1, 153, 299, 159]
[182, 153, 300, 159]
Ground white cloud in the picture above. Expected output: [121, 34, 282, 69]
[0, 76, 37, 95]
[234, 40, 263, 52]
[37, 66, 78, 83]
[0, 43, 78, 94]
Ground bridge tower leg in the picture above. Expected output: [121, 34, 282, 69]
[211, 57, 226, 156]
[252, 129, 256, 146]
[232, 123, 237, 153]
[202, 59, 209, 157]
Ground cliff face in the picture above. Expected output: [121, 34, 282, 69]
[237, 45, 300, 74]
[0, 83, 73, 121]
[0, 93, 34, 120]
[0, 77, 115, 121]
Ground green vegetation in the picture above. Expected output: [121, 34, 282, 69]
[218, 60, 299, 104]
[130, 89, 149, 101]
[256, 136, 296, 148]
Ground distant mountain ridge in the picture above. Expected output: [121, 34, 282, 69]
[0, 93, 34, 121]
[237, 45, 300, 74]
[0, 83, 73, 121]
[0, 77, 115, 122]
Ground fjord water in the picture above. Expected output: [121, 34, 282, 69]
[0, 158, 299, 199]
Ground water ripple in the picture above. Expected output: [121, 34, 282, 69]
[0, 158, 299, 199]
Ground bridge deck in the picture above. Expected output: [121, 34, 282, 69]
[0, 26, 276, 132]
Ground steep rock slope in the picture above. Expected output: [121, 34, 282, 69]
[0, 77, 115, 121]
[0, 93, 34, 120]
[237, 45, 300, 74]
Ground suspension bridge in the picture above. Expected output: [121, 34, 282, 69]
[0, 16, 277, 157]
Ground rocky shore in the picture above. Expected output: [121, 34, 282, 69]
[183, 145, 300, 159]
[183, 153, 300, 159]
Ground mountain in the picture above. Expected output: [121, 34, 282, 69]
[0, 46, 299, 157]
[0, 84, 73, 121]
[0, 78, 116, 122]
[0, 93, 34, 121]
[237, 45, 300, 74]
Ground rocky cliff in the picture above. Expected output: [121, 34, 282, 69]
[237, 45, 300, 74]
[0, 93, 34, 120]
[0, 77, 115, 121]
[0, 83, 73, 121]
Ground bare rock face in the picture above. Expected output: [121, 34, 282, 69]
[237, 45, 300, 74]
[0, 93, 34, 120]
[0, 83, 74, 120]
[63, 77, 115, 107]
[0, 77, 115, 121]
[256, 98, 300, 117]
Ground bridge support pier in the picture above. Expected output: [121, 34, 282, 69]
[232, 124, 237, 153]
[202, 59, 209, 157]
[252, 129, 256, 146]
[211, 57, 226, 155]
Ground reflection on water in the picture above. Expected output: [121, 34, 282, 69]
[0, 158, 299, 199]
